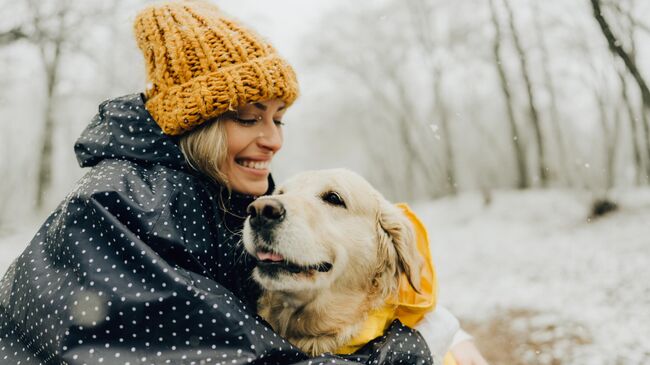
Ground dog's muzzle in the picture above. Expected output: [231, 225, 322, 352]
[247, 198, 285, 229]
[246, 198, 333, 277]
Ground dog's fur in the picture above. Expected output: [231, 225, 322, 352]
[242, 169, 423, 355]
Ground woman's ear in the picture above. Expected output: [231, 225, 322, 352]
[377, 201, 422, 293]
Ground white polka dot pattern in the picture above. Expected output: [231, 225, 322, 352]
[0, 94, 433, 365]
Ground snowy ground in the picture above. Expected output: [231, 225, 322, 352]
[1, 189, 649, 364]
[415, 189, 650, 365]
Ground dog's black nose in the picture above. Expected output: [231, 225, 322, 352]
[247, 198, 285, 227]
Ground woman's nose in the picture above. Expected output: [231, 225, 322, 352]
[257, 119, 283, 151]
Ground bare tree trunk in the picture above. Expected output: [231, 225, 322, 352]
[397, 119, 415, 201]
[593, 88, 609, 189]
[610, 104, 623, 188]
[596, 0, 650, 182]
[593, 83, 620, 189]
[611, 1, 647, 184]
[31, 0, 66, 209]
[608, 106, 622, 189]
[35, 41, 62, 209]
[640, 104, 650, 182]
[404, 0, 457, 196]
[379, 56, 443, 198]
[432, 65, 457, 194]
[489, 0, 528, 189]
[503, 0, 547, 186]
[591, 0, 650, 110]
[617, 69, 646, 184]
[531, 1, 572, 186]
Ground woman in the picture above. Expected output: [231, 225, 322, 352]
[0, 1, 487, 364]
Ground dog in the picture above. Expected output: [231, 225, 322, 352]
[242, 169, 423, 356]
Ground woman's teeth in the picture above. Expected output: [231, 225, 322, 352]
[237, 160, 270, 170]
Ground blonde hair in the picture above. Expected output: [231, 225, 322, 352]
[179, 118, 230, 187]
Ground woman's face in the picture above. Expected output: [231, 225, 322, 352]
[222, 98, 286, 196]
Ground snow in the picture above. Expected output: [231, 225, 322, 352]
[1, 189, 649, 364]
[414, 189, 650, 364]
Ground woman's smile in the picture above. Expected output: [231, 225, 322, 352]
[235, 157, 272, 176]
[236, 158, 271, 171]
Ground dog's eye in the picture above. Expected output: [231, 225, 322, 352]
[322, 191, 346, 208]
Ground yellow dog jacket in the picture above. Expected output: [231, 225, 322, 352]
[335, 204, 457, 365]
[336, 204, 436, 353]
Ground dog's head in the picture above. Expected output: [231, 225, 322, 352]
[242, 169, 422, 299]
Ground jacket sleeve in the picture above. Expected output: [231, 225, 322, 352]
[413, 305, 460, 362]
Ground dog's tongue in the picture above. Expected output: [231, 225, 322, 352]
[257, 251, 284, 262]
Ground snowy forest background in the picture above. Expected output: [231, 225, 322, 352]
[1, 0, 649, 364]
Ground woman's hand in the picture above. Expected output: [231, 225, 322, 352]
[450, 339, 490, 365]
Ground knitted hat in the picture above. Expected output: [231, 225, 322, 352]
[133, 0, 299, 136]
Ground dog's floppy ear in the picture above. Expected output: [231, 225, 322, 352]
[377, 201, 423, 293]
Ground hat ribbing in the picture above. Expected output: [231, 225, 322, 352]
[133, 0, 299, 136]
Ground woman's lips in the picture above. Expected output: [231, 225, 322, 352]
[236, 159, 270, 170]
[235, 158, 270, 176]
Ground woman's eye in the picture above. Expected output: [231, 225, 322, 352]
[274, 120, 285, 126]
[321, 191, 346, 208]
[235, 118, 258, 126]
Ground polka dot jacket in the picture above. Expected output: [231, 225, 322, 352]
[0, 94, 434, 365]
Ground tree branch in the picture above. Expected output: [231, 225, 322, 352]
[591, 0, 650, 109]
[0, 27, 28, 45]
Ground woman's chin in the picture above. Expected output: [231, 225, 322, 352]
[227, 164, 270, 196]
[231, 180, 268, 196]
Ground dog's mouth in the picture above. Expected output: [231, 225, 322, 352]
[255, 250, 332, 275]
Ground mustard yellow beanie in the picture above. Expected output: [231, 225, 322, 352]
[133, 0, 299, 136]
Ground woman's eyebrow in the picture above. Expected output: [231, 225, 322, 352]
[252, 102, 286, 111]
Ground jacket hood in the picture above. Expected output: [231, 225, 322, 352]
[74, 93, 187, 169]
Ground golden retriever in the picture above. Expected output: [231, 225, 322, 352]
[242, 169, 423, 356]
